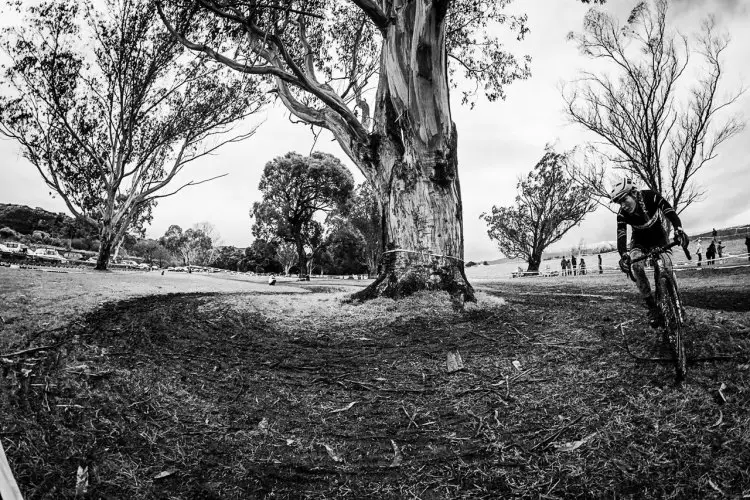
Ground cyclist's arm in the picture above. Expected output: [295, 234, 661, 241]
[654, 192, 682, 230]
[617, 212, 628, 256]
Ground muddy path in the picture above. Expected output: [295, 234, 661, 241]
[2, 274, 750, 498]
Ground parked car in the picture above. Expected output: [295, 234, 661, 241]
[119, 260, 138, 268]
[32, 248, 67, 263]
[1, 241, 30, 254]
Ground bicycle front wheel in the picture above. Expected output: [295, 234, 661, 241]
[658, 274, 687, 381]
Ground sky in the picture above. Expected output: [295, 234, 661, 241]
[0, 0, 748, 261]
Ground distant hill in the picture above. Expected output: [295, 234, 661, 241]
[693, 224, 750, 241]
[0, 203, 96, 239]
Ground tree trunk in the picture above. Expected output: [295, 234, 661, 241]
[295, 239, 307, 278]
[95, 230, 114, 271]
[351, 3, 473, 301]
[527, 252, 542, 273]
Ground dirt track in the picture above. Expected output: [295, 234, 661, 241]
[1, 268, 749, 498]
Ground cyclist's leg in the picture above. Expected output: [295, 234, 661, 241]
[629, 247, 661, 327]
[629, 247, 652, 298]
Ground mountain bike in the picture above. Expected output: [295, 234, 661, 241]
[630, 240, 692, 381]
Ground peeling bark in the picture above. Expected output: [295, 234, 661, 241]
[351, 1, 473, 301]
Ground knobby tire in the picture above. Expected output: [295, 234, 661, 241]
[658, 274, 687, 382]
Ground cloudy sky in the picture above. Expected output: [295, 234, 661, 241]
[0, 0, 748, 261]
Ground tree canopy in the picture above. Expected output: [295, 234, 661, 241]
[481, 149, 596, 272]
[251, 151, 354, 277]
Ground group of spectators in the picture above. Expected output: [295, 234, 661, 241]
[559, 254, 601, 276]
[694, 228, 727, 267]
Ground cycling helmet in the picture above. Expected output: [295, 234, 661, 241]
[610, 178, 635, 203]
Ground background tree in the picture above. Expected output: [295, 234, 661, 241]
[160, 225, 212, 271]
[244, 239, 282, 274]
[212, 245, 245, 271]
[328, 182, 382, 277]
[275, 242, 298, 276]
[321, 225, 369, 276]
[193, 221, 223, 265]
[251, 152, 354, 277]
[481, 150, 597, 272]
[132, 239, 172, 267]
[562, 0, 745, 213]
[0, 0, 265, 270]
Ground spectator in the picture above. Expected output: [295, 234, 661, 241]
[560, 256, 566, 276]
[746, 233, 750, 262]
[717, 240, 724, 261]
[695, 238, 703, 267]
[268, 274, 276, 285]
[706, 239, 716, 266]
[580, 258, 587, 275]
[712, 227, 717, 239]
[571, 254, 577, 276]
[598, 254, 603, 274]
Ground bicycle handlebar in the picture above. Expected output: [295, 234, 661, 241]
[630, 239, 691, 265]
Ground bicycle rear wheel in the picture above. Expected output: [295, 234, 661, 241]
[658, 274, 687, 381]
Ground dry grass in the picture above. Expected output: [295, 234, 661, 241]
[1, 268, 749, 498]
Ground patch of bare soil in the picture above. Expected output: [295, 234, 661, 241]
[2, 271, 750, 498]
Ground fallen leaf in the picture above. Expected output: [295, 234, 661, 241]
[512, 360, 522, 371]
[257, 417, 269, 433]
[710, 410, 723, 428]
[390, 440, 403, 467]
[718, 383, 727, 404]
[154, 470, 176, 480]
[330, 402, 357, 413]
[554, 432, 597, 453]
[75, 466, 89, 495]
[322, 443, 343, 462]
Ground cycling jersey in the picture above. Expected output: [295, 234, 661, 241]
[617, 190, 681, 255]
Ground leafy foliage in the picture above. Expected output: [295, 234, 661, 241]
[251, 151, 354, 276]
[159, 225, 212, 268]
[481, 150, 597, 271]
[327, 182, 381, 275]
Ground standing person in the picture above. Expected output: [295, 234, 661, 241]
[598, 254, 603, 274]
[695, 238, 703, 267]
[717, 240, 724, 262]
[560, 256, 566, 276]
[571, 254, 577, 276]
[580, 258, 587, 275]
[746, 233, 750, 262]
[610, 179, 689, 327]
[706, 239, 716, 266]
[712, 228, 717, 239]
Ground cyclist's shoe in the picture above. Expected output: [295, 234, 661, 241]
[644, 296, 664, 329]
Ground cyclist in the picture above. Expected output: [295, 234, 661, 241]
[610, 179, 689, 327]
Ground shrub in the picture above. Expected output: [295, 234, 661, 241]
[31, 230, 49, 241]
[0, 227, 20, 240]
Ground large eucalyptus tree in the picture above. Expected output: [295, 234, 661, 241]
[159, 0, 599, 299]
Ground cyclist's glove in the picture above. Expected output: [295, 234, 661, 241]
[619, 254, 631, 274]
[674, 227, 689, 248]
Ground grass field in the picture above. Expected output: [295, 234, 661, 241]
[1, 266, 749, 498]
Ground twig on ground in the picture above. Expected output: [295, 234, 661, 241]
[531, 415, 584, 451]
